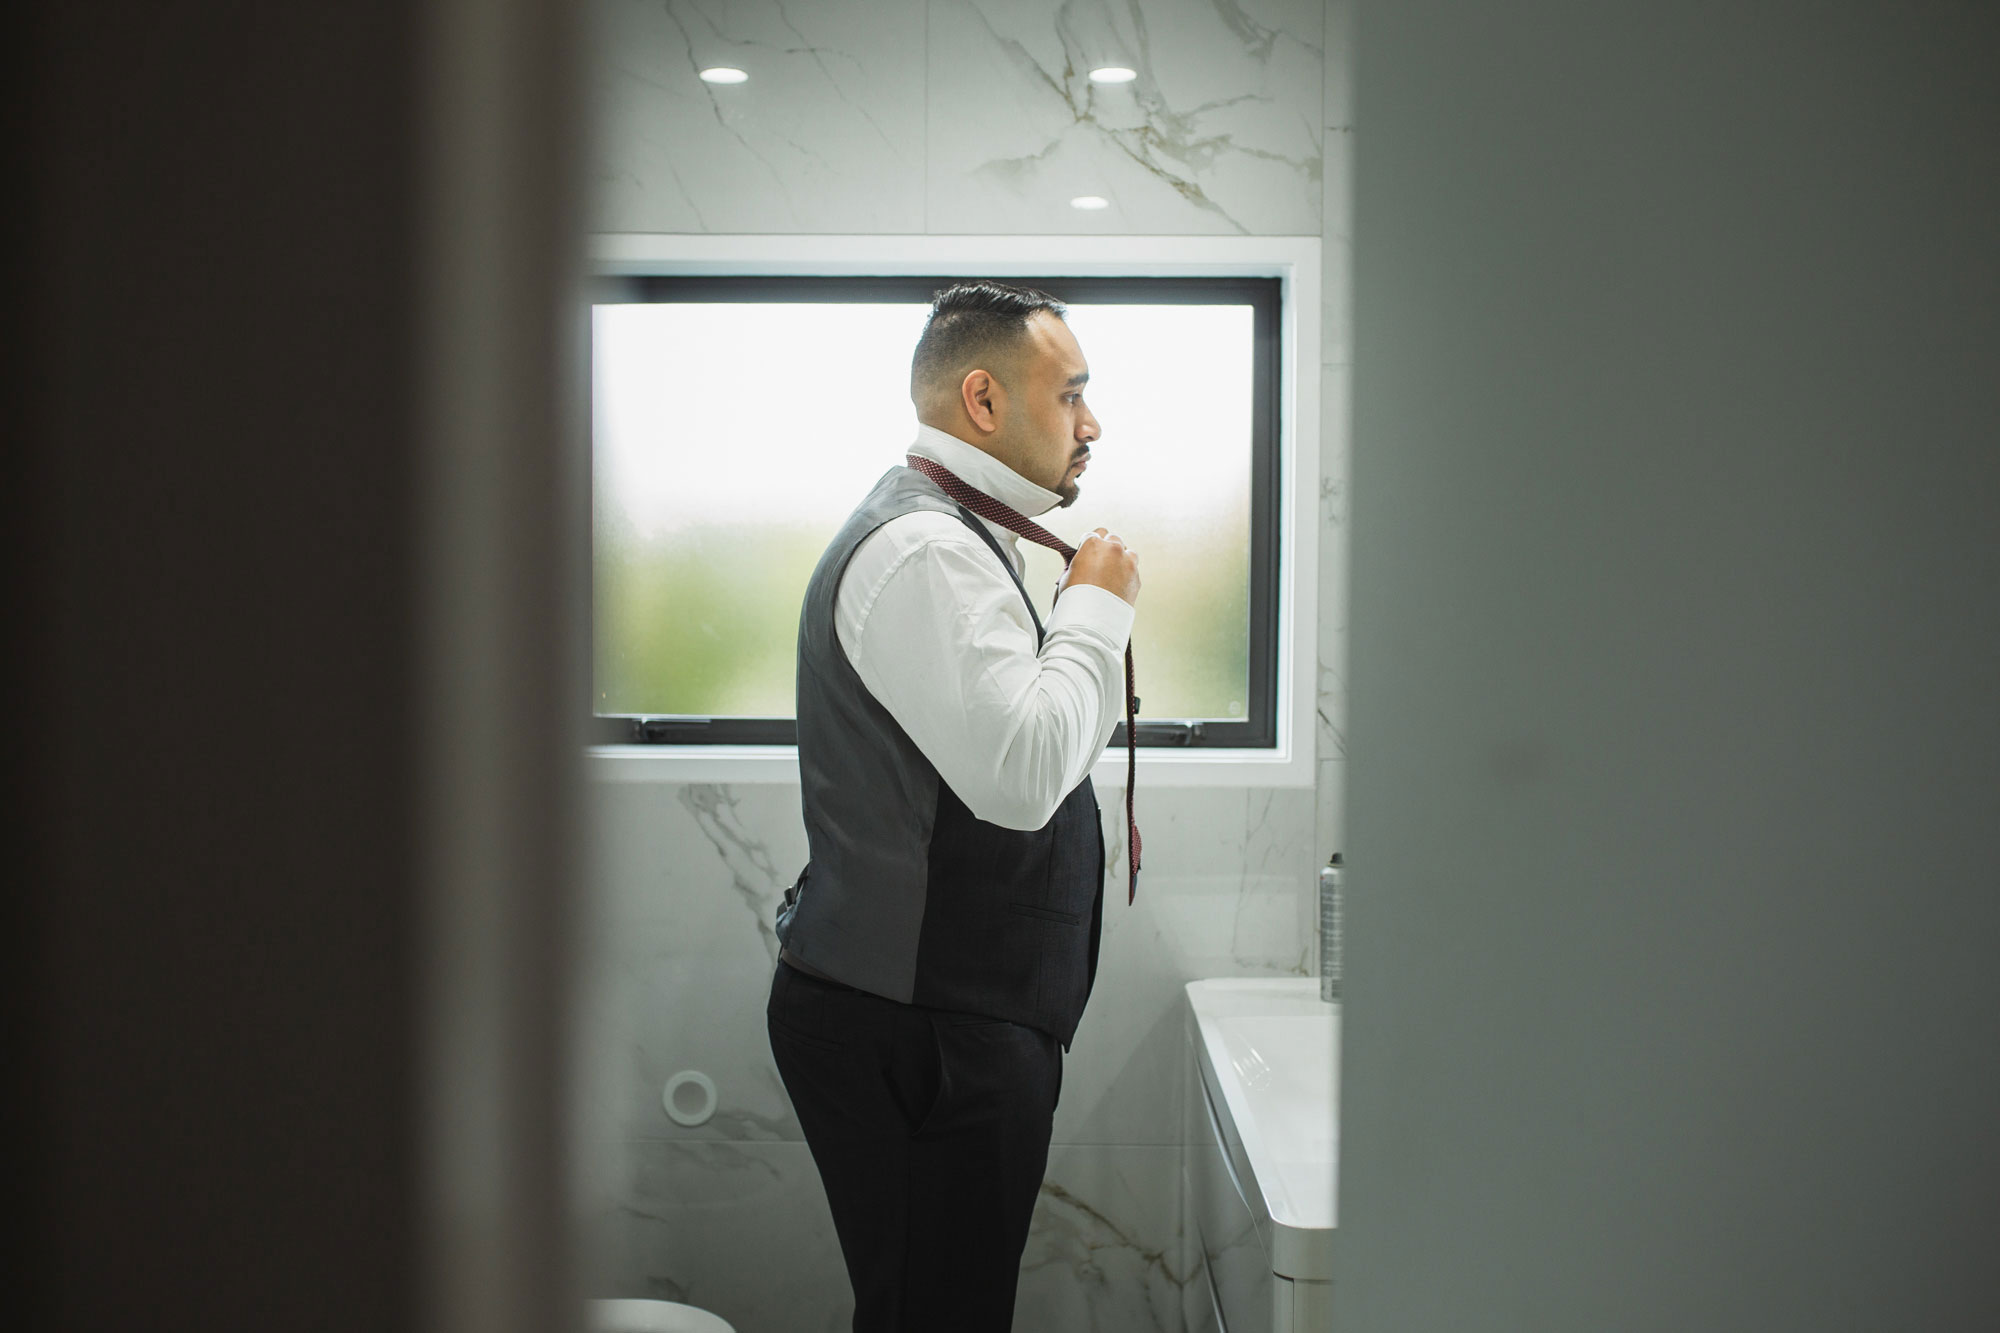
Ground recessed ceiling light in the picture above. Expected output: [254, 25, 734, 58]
[699, 66, 748, 84]
[1089, 66, 1137, 84]
[1070, 195, 1110, 211]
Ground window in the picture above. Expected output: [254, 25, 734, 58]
[588, 274, 1280, 749]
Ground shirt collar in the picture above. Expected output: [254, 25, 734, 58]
[908, 423, 1064, 520]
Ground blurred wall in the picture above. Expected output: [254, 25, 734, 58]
[576, 2, 1353, 1329]
[1338, 2, 2000, 1329]
[15, 1, 581, 1330]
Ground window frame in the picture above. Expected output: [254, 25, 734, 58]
[587, 272, 1280, 750]
[583, 234, 1320, 789]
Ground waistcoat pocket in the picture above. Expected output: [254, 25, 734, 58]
[1008, 901, 1081, 925]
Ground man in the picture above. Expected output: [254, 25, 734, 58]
[768, 280, 1141, 1331]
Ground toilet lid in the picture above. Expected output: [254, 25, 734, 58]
[587, 1297, 737, 1333]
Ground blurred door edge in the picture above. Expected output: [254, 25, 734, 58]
[13, 2, 588, 1331]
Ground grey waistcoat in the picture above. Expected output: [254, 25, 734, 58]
[776, 464, 1104, 1048]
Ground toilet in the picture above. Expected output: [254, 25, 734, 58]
[588, 1298, 737, 1333]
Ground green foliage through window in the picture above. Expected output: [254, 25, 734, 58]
[591, 279, 1274, 740]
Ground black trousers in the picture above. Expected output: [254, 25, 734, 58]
[766, 959, 1063, 1333]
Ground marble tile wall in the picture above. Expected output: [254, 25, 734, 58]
[575, 780, 1318, 1331]
[1317, 0, 1354, 871]
[1304, 63, 1351, 1248]
[592, 0, 1324, 236]
[922, 0, 1323, 235]
[581, 2, 1352, 1328]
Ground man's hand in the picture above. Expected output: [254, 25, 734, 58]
[1059, 528, 1142, 606]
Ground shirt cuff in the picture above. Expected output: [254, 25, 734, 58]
[1047, 581, 1135, 649]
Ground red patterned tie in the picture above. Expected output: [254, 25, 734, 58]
[907, 453, 1143, 904]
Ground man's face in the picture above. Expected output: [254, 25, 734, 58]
[1003, 312, 1101, 508]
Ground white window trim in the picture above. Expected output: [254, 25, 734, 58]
[586, 233, 1320, 789]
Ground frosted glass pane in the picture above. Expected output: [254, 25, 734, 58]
[1019, 304, 1252, 721]
[593, 300, 1252, 721]
[593, 301, 929, 717]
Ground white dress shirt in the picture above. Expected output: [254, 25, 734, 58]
[834, 424, 1135, 831]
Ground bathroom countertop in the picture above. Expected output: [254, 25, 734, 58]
[1186, 978, 1339, 1281]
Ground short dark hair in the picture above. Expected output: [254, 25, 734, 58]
[910, 280, 1068, 404]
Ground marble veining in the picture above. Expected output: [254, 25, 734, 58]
[586, 774, 1320, 1150]
[582, 1137, 1192, 1333]
[1317, 357, 1352, 807]
[661, 6, 813, 206]
[1016, 1145, 1190, 1332]
[579, 1139, 852, 1332]
[1231, 788, 1312, 975]
[591, 0, 927, 233]
[682, 0, 907, 159]
[579, 781, 806, 1142]
[583, 7, 1350, 1331]
[927, 0, 1325, 235]
[1319, 465, 1345, 530]
[962, 11, 1314, 233]
[678, 783, 788, 964]
[1317, 659, 1346, 760]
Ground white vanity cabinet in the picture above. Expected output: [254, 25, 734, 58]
[1182, 980, 1338, 1333]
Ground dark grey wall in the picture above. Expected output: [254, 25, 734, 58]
[14, 3, 580, 1330]
[1339, 2, 1999, 1329]
[18, 6, 423, 1325]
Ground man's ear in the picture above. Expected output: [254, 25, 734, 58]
[960, 368, 1002, 435]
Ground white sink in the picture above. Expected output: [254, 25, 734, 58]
[1185, 978, 1339, 1304]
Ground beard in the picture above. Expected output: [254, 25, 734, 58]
[1056, 446, 1088, 507]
